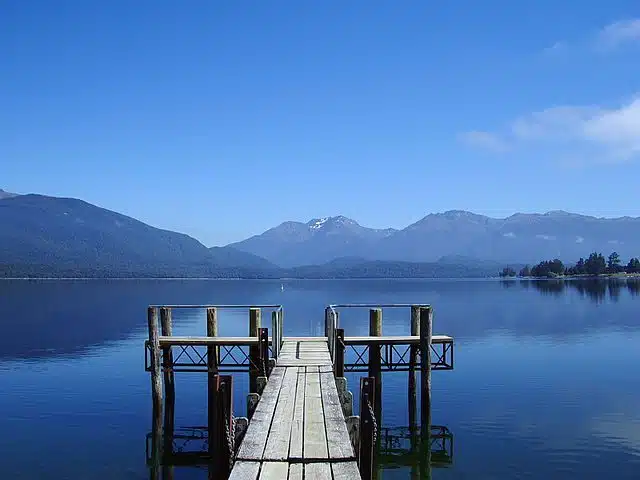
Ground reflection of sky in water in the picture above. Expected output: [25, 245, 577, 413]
[0, 279, 638, 478]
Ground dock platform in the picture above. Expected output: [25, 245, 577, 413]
[145, 303, 454, 479]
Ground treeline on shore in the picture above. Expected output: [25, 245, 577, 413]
[0, 259, 500, 279]
[499, 251, 640, 278]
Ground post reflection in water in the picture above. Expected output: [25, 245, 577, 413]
[145, 421, 454, 479]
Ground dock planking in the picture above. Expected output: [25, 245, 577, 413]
[230, 461, 359, 480]
[230, 339, 355, 478]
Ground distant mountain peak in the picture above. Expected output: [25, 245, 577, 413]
[0, 189, 18, 199]
[306, 215, 358, 230]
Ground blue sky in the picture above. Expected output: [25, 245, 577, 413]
[1, 1, 640, 246]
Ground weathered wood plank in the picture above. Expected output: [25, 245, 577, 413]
[228, 461, 260, 480]
[303, 366, 328, 459]
[331, 461, 361, 479]
[288, 464, 303, 480]
[263, 367, 299, 460]
[319, 371, 355, 460]
[343, 334, 452, 345]
[277, 361, 332, 366]
[159, 336, 260, 346]
[288, 366, 306, 460]
[304, 463, 332, 479]
[236, 367, 286, 461]
[259, 462, 289, 480]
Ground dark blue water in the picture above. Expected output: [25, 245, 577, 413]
[0, 279, 639, 479]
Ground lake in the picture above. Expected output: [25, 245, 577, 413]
[0, 278, 639, 479]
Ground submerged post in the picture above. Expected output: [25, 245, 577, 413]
[160, 307, 175, 470]
[369, 308, 382, 432]
[248, 308, 261, 393]
[420, 306, 433, 433]
[147, 307, 163, 475]
[208, 375, 234, 479]
[359, 377, 376, 480]
[409, 305, 420, 431]
[207, 307, 218, 374]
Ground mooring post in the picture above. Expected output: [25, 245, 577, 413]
[335, 328, 345, 377]
[218, 375, 234, 477]
[409, 305, 420, 433]
[271, 310, 280, 360]
[258, 327, 269, 377]
[420, 306, 433, 433]
[160, 307, 175, 472]
[207, 307, 218, 374]
[148, 306, 163, 474]
[359, 377, 376, 480]
[208, 374, 234, 479]
[369, 308, 382, 435]
[248, 307, 261, 393]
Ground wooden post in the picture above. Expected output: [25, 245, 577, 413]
[208, 375, 233, 479]
[148, 306, 163, 474]
[160, 307, 175, 474]
[359, 377, 376, 480]
[420, 306, 433, 433]
[368, 308, 382, 438]
[335, 328, 345, 377]
[258, 327, 269, 377]
[207, 307, 218, 374]
[218, 375, 234, 477]
[248, 308, 261, 393]
[409, 305, 420, 433]
[271, 310, 279, 359]
[325, 307, 332, 360]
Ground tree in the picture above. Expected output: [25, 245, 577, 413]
[607, 252, 621, 273]
[584, 252, 606, 275]
[627, 257, 640, 274]
[519, 265, 531, 277]
[530, 259, 565, 277]
[499, 266, 516, 277]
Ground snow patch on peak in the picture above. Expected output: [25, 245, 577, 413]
[308, 217, 329, 230]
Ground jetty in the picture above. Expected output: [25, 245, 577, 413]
[145, 304, 454, 479]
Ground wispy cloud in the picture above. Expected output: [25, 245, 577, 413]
[458, 130, 509, 152]
[543, 18, 640, 54]
[460, 96, 640, 164]
[596, 18, 640, 50]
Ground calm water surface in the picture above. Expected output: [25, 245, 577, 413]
[0, 279, 639, 479]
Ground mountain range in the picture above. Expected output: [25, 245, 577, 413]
[229, 211, 640, 267]
[1, 189, 639, 278]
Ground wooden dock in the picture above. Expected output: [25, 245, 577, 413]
[145, 304, 454, 480]
[231, 338, 359, 479]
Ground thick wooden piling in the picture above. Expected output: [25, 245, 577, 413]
[148, 307, 163, 478]
[209, 375, 234, 479]
[359, 377, 376, 480]
[409, 305, 420, 431]
[368, 308, 382, 438]
[160, 307, 175, 477]
[207, 307, 218, 374]
[248, 308, 261, 393]
[420, 306, 433, 432]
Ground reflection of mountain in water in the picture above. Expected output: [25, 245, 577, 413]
[0, 280, 278, 361]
